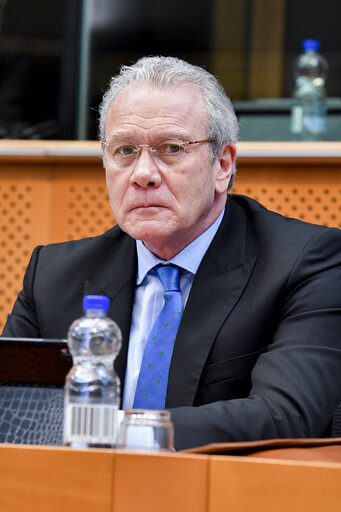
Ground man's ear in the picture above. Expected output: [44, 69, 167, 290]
[215, 143, 237, 194]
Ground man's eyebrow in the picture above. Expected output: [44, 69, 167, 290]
[106, 133, 135, 144]
[106, 131, 191, 144]
[153, 130, 193, 141]
[164, 132, 191, 141]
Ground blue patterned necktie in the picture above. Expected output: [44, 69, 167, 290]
[134, 265, 182, 409]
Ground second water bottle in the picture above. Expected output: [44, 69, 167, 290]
[291, 39, 328, 141]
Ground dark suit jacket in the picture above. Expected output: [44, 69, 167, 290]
[3, 195, 341, 449]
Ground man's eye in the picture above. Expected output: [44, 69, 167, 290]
[159, 143, 182, 154]
[117, 146, 135, 156]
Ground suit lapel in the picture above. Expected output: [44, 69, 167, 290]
[166, 198, 256, 407]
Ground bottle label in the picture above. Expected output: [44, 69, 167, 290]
[64, 403, 118, 445]
[291, 105, 303, 133]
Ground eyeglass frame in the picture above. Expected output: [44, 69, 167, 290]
[101, 138, 214, 162]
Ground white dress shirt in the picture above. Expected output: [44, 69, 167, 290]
[122, 209, 225, 409]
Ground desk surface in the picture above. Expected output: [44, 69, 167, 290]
[0, 443, 340, 512]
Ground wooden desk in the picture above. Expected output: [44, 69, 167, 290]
[1, 140, 341, 331]
[0, 444, 340, 512]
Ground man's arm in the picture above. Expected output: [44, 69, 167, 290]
[1, 246, 42, 338]
[170, 227, 341, 450]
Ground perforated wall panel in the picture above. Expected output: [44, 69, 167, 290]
[0, 151, 340, 333]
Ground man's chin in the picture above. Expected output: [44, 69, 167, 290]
[121, 219, 171, 243]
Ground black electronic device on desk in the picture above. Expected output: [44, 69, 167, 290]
[0, 338, 72, 446]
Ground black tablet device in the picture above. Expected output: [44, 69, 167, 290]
[0, 338, 72, 445]
[0, 337, 72, 386]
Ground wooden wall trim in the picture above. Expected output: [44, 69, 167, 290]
[0, 140, 101, 165]
[237, 142, 341, 165]
[0, 140, 340, 164]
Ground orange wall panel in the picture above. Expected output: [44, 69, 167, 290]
[1, 140, 340, 332]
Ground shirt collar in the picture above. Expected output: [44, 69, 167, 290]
[136, 208, 225, 284]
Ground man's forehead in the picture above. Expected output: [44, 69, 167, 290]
[106, 82, 208, 136]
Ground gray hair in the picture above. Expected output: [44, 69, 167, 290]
[99, 56, 239, 186]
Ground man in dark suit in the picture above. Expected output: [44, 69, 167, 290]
[2, 56, 341, 450]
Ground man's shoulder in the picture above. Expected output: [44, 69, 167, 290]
[229, 193, 338, 235]
[226, 193, 341, 261]
[34, 225, 135, 260]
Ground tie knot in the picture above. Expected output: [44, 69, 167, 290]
[156, 265, 180, 292]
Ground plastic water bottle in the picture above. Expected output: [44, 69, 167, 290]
[290, 39, 328, 140]
[64, 295, 122, 448]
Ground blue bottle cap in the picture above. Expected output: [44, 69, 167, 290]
[83, 295, 110, 311]
[302, 39, 320, 52]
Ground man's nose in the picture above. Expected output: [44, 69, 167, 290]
[129, 148, 161, 188]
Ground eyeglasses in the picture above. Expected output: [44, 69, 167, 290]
[101, 138, 213, 167]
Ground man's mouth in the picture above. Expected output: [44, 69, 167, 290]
[133, 203, 164, 209]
